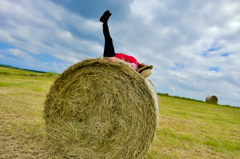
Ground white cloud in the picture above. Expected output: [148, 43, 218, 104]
[0, 48, 36, 63]
[0, 48, 67, 73]
[130, 0, 161, 23]
[111, 0, 240, 106]
[0, 0, 103, 64]
[8, 49, 35, 61]
[0, 0, 240, 106]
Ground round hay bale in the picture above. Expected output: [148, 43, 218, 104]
[205, 95, 218, 104]
[44, 58, 157, 158]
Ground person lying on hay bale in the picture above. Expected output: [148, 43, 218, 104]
[100, 10, 153, 78]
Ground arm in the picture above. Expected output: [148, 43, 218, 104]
[106, 57, 121, 64]
[106, 57, 137, 70]
[139, 63, 147, 68]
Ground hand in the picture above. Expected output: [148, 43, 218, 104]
[140, 63, 147, 67]
[106, 57, 119, 64]
[107, 57, 115, 64]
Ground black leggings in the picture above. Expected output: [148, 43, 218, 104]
[103, 23, 116, 57]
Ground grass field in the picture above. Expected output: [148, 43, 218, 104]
[0, 66, 240, 159]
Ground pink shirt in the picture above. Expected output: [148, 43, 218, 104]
[115, 53, 140, 71]
[131, 63, 138, 71]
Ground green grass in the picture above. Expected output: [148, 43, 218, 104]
[143, 95, 240, 159]
[0, 66, 240, 158]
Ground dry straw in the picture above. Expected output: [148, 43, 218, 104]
[205, 95, 218, 104]
[44, 58, 157, 158]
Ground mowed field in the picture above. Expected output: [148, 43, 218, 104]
[0, 66, 240, 159]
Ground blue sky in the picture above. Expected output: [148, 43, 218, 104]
[0, 0, 240, 107]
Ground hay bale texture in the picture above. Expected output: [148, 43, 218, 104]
[206, 95, 218, 104]
[44, 58, 157, 159]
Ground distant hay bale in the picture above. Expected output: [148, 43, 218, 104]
[44, 58, 157, 159]
[205, 95, 218, 104]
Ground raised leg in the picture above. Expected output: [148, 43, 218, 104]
[100, 10, 116, 57]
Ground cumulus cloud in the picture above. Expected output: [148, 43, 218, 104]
[0, 48, 67, 73]
[0, 0, 103, 65]
[0, 49, 35, 64]
[0, 0, 239, 106]
[110, 0, 240, 106]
